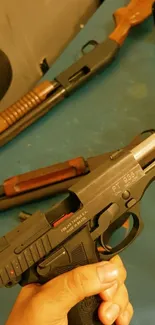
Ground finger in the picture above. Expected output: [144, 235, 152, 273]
[13, 284, 40, 305]
[100, 263, 127, 301]
[5, 284, 40, 324]
[98, 284, 129, 325]
[110, 255, 124, 268]
[116, 303, 134, 325]
[110, 284, 129, 314]
[40, 260, 120, 313]
[110, 255, 127, 284]
[100, 282, 119, 301]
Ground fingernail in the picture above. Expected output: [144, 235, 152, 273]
[120, 310, 130, 325]
[105, 304, 120, 322]
[97, 263, 119, 283]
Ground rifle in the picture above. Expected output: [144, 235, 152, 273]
[0, 0, 154, 146]
[0, 133, 154, 325]
[0, 129, 153, 211]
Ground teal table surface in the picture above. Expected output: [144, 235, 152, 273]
[0, 0, 155, 324]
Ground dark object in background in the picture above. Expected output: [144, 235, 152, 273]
[0, 50, 12, 100]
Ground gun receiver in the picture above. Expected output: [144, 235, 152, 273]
[0, 134, 154, 325]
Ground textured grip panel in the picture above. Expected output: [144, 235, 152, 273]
[68, 295, 102, 325]
[64, 227, 103, 325]
[46, 228, 102, 325]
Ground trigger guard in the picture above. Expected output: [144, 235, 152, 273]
[99, 212, 142, 260]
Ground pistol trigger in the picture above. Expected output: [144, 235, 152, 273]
[91, 203, 120, 241]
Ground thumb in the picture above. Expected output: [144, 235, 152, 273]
[41, 261, 120, 313]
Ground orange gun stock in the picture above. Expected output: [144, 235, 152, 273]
[109, 0, 154, 45]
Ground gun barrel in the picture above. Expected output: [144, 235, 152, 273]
[131, 134, 155, 164]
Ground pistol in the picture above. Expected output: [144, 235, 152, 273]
[0, 133, 154, 325]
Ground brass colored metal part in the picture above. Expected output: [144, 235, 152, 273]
[0, 80, 57, 133]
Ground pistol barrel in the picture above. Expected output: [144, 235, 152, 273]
[131, 134, 155, 164]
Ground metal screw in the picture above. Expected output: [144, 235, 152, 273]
[122, 190, 130, 200]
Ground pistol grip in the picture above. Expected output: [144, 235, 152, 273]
[62, 227, 116, 325]
[20, 226, 115, 325]
[65, 227, 102, 325]
[68, 295, 102, 325]
[48, 226, 111, 325]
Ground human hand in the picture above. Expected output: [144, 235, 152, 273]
[6, 255, 133, 325]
